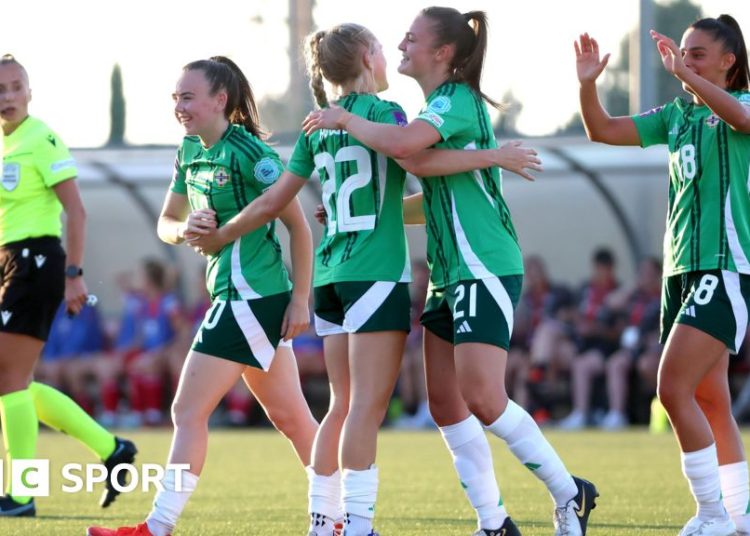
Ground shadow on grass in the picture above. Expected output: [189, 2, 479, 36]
[36, 515, 103, 521]
[391, 515, 682, 532]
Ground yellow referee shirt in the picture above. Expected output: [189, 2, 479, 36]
[1, 116, 78, 246]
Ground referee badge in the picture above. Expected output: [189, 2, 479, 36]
[2, 162, 20, 192]
[214, 168, 230, 187]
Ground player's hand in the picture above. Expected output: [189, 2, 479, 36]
[314, 204, 328, 225]
[574, 33, 610, 83]
[651, 30, 687, 79]
[185, 227, 226, 256]
[495, 141, 543, 181]
[64, 276, 89, 316]
[302, 105, 351, 136]
[281, 296, 309, 341]
[182, 209, 216, 238]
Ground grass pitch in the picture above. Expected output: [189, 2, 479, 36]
[2, 428, 713, 535]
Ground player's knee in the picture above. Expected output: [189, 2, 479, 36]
[656, 379, 687, 412]
[266, 406, 300, 438]
[466, 395, 508, 425]
[328, 389, 350, 414]
[348, 398, 389, 424]
[171, 397, 210, 428]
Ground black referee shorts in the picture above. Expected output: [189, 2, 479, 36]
[0, 236, 66, 341]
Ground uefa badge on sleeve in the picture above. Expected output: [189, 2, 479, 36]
[254, 157, 281, 185]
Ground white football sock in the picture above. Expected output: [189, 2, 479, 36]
[682, 444, 728, 521]
[146, 468, 199, 536]
[307, 466, 342, 534]
[720, 460, 750, 528]
[486, 400, 577, 506]
[440, 415, 507, 529]
[342, 466, 378, 535]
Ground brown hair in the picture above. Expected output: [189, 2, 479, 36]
[141, 258, 168, 291]
[182, 56, 266, 138]
[0, 54, 29, 79]
[305, 24, 376, 108]
[421, 7, 500, 109]
[691, 14, 749, 91]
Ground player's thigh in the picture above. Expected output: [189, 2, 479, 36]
[348, 330, 406, 408]
[243, 345, 307, 413]
[172, 350, 247, 421]
[423, 328, 469, 425]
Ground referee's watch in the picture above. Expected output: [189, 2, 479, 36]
[65, 265, 84, 278]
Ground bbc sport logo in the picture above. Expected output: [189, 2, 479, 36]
[0, 460, 190, 497]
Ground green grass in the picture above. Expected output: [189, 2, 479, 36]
[1, 428, 721, 535]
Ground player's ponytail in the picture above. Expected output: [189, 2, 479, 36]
[421, 7, 501, 110]
[306, 31, 329, 108]
[209, 56, 266, 138]
[183, 57, 266, 139]
[304, 23, 376, 108]
[692, 15, 749, 91]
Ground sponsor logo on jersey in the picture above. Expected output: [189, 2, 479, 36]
[419, 111, 444, 128]
[639, 105, 664, 117]
[392, 110, 408, 127]
[2, 162, 20, 191]
[47, 134, 57, 147]
[213, 168, 230, 187]
[253, 157, 281, 184]
[739, 93, 750, 105]
[428, 96, 452, 115]
[705, 114, 721, 128]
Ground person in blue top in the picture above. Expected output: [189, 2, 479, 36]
[36, 301, 106, 413]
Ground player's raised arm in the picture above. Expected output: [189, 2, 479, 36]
[575, 33, 641, 146]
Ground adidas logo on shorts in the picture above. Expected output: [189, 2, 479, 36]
[457, 320, 472, 333]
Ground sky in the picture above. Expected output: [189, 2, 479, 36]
[3, 0, 749, 147]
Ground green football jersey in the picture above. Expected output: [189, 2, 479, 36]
[632, 91, 750, 277]
[171, 124, 291, 300]
[415, 82, 523, 287]
[287, 93, 411, 286]
[1, 116, 78, 246]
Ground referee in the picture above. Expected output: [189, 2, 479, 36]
[0, 54, 136, 516]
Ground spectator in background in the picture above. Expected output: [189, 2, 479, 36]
[125, 258, 190, 426]
[95, 259, 189, 427]
[95, 271, 143, 426]
[393, 261, 433, 429]
[529, 247, 618, 393]
[507, 255, 563, 414]
[559, 257, 661, 430]
[37, 301, 107, 415]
